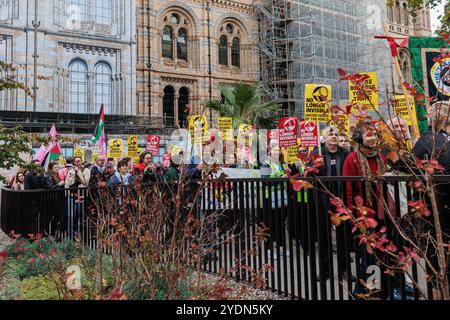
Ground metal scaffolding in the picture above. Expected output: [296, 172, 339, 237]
[256, 0, 392, 118]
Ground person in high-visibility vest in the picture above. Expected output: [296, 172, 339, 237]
[261, 146, 290, 261]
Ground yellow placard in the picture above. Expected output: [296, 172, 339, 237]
[127, 135, 141, 164]
[73, 147, 85, 162]
[58, 155, 66, 167]
[304, 84, 332, 122]
[393, 95, 417, 126]
[91, 152, 99, 162]
[169, 145, 183, 158]
[218, 117, 233, 141]
[188, 115, 209, 145]
[349, 72, 378, 111]
[284, 146, 299, 165]
[238, 124, 253, 145]
[108, 139, 123, 159]
[329, 114, 350, 135]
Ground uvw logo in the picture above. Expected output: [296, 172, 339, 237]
[150, 136, 160, 145]
[304, 121, 316, 133]
[283, 118, 297, 132]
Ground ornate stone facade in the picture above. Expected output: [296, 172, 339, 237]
[0, 0, 136, 116]
[387, 1, 432, 91]
[136, 0, 260, 126]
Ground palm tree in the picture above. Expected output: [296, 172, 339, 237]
[203, 82, 281, 129]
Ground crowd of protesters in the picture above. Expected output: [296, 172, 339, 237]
[7, 151, 184, 192]
[4, 101, 450, 300]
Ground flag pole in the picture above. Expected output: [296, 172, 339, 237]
[382, 22, 420, 142]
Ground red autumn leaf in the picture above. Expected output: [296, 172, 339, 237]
[330, 197, 344, 208]
[366, 218, 378, 229]
[337, 68, 347, 76]
[0, 252, 7, 265]
[290, 179, 304, 192]
[330, 214, 342, 227]
[366, 243, 373, 255]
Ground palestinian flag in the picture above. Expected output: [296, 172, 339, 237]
[91, 104, 107, 157]
[49, 142, 62, 161]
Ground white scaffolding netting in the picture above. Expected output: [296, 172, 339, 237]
[256, 0, 393, 119]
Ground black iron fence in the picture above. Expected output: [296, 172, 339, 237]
[1, 176, 450, 300]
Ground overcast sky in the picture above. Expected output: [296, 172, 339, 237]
[431, 2, 446, 34]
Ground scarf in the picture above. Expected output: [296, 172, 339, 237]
[95, 165, 105, 174]
[115, 172, 132, 185]
[356, 146, 386, 220]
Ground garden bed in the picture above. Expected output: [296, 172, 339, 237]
[0, 234, 285, 300]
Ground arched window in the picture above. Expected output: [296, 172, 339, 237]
[68, 59, 88, 114]
[95, 0, 112, 25]
[219, 35, 228, 66]
[94, 62, 112, 114]
[178, 87, 189, 128]
[402, 61, 410, 82]
[387, 4, 394, 22]
[162, 26, 174, 59]
[231, 37, 240, 68]
[163, 86, 175, 126]
[395, 1, 401, 24]
[69, 0, 88, 21]
[403, 3, 409, 26]
[177, 28, 188, 61]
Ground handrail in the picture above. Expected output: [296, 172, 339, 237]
[2, 175, 450, 194]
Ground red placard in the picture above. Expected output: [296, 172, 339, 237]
[162, 152, 171, 168]
[300, 120, 319, 148]
[146, 135, 161, 155]
[278, 117, 299, 147]
[267, 129, 279, 146]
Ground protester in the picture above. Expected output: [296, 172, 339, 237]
[413, 101, 450, 296]
[89, 155, 108, 187]
[131, 151, 157, 182]
[339, 133, 351, 151]
[11, 170, 25, 191]
[105, 162, 116, 181]
[162, 155, 179, 182]
[312, 126, 349, 177]
[107, 158, 135, 188]
[413, 102, 450, 173]
[311, 126, 352, 281]
[343, 122, 387, 209]
[187, 154, 204, 180]
[65, 156, 90, 188]
[24, 159, 44, 190]
[382, 116, 414, 173]
[343, 121, 388, 296]
[289, 146, 308, 176]
[59, 156, 74, 182]
[43, 161, 65, 189]
[262, 146, 290, 261]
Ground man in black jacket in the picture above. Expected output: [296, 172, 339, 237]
[89, 155, 108, 188]
[310, 126, 353, 282]
[413, 102, 450, 293]
[24, 159, 44, 190]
